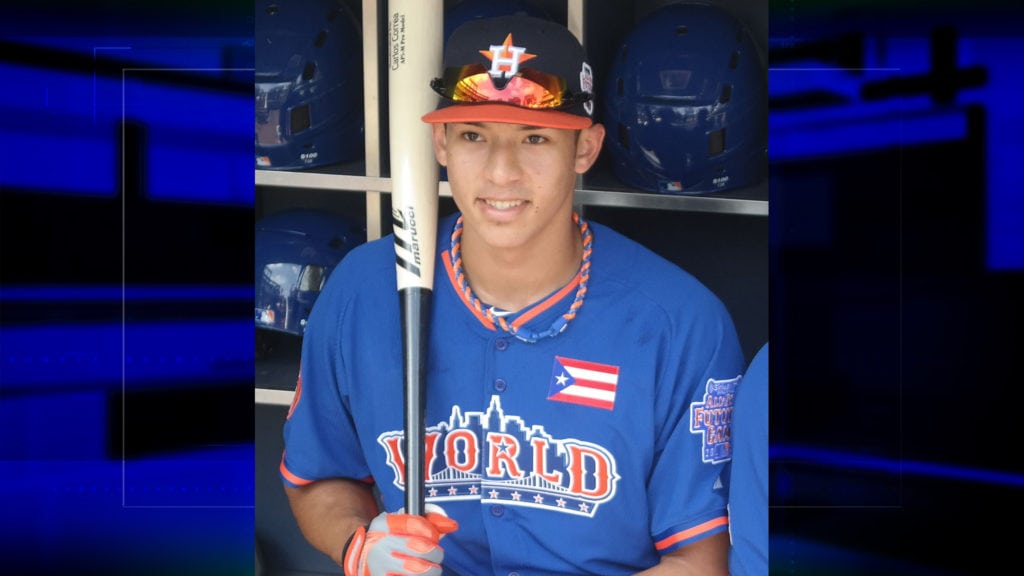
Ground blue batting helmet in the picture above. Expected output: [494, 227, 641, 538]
[255, 209, 365, 336]
[603, 1, 767, 194]
[255, 0, 364, 170]
[444, 0, 550, 41]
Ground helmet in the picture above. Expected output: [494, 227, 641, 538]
[444, 0, 550, 41]
[255, 209, 365, 336]
[603, 1, 767, 194]
[255, 0, 364, 170]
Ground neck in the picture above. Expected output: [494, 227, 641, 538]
[457, 215, 583, 313]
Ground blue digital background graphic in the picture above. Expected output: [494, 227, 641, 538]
[768, 1, 1023, 574]
[2, 1, 256, 574]
[2, 1, 1023, 575]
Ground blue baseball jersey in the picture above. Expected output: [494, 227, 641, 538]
[282, 212, 745, 575]
[727, 342, 769, 575]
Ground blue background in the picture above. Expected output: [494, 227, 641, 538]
[767, 1, 1023, 574]
[1, 0, 1022, 574]
[2, 1, 255, 574]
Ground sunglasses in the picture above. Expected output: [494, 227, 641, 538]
[430, 64, 590, 110]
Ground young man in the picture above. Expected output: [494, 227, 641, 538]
[281, 15, 745, 576]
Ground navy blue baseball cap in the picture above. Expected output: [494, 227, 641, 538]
[422, 15, 595, 129]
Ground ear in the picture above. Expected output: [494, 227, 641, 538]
[430, 123, 448, 167]
[574, 123, 605, 174]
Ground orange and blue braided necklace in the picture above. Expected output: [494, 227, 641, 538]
[449, 212, 592, 343]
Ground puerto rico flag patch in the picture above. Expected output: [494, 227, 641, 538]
[547, 356, 620, 410]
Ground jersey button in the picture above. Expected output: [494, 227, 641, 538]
[493, 378, 508, 392]
[494, 337, 509, 351]
[490, 504, 505, 517]
[509, 572, 521, 576]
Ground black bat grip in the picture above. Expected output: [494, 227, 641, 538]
[399, 286, 431, 516]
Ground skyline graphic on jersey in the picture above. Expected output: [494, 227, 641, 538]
[377, 395, 621, 518]
[547, 355, 620, 410]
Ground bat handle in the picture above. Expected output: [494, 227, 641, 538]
[400, 287, 431, 516]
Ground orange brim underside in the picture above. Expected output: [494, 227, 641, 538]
[421, 102, 592, 130]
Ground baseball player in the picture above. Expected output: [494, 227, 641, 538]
[281, 15, 745, 576]
[727, 342, 769, 575]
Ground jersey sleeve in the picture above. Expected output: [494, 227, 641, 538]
[647, 291, 745, 554]
[279, 268, 372, 488]
[727, 342, 769, 575]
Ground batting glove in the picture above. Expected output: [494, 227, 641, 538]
[342, 504, 458, 576]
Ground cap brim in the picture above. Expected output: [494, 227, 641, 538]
[421, 103, 592, 130]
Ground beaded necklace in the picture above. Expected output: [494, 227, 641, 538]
[449, 212, 592, 344]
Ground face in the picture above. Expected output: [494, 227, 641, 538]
[431, 121, 605, 254]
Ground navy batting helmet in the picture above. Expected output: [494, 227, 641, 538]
[603, 1, 767, 194]
[255, 209, 365, 336]
[444, 0, 550, 41]
[255, 0, 364, 170]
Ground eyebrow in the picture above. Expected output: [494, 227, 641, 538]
[458, 122, 548, 131]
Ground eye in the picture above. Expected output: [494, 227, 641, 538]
[460, 130, 483, 142]
[525, 134, 547, 144]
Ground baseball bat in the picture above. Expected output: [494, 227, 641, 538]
[387, 0, 442, 517]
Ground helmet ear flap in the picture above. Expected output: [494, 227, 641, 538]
[602, 2, 767, 195]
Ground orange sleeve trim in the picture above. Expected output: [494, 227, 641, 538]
[279, 454, 313, 486]
[511, 271, 581, 329]
[443, 250, 496, 331]
[654, 516, 729, 551]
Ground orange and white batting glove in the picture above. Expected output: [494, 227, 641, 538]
[342, 505, 458, 576]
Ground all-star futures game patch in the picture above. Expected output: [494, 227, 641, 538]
[690, 375, 740, 464]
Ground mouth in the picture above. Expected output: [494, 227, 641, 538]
[482, 199, 526, 210]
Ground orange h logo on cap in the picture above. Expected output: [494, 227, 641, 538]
[481, 34, 536, 79]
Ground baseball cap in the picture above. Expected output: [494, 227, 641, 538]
[422, 15, 595, 129]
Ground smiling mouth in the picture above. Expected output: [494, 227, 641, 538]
[483, 199, 526, 210]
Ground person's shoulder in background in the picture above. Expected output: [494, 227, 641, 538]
[728, 342, 769, 575]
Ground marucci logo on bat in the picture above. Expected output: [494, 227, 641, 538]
[392, 207, 423, 277]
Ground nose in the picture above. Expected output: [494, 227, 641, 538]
[483, 140, 522, 186]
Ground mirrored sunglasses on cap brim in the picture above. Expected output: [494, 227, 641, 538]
[430, 64, 590, 110]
